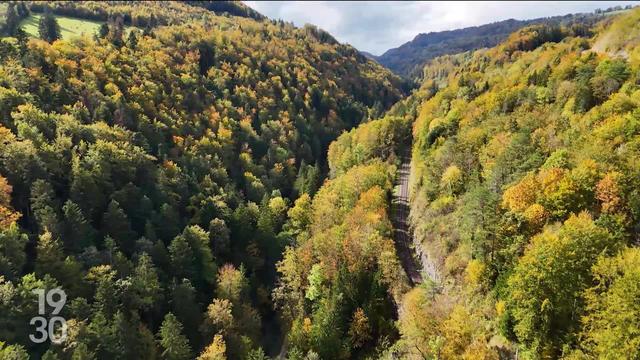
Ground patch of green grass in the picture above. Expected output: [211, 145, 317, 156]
[20, 13, 103, 39]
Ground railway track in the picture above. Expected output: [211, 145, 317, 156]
[391, 159, 424, 286]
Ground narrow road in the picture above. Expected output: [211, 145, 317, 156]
[391, 159, 424, 286]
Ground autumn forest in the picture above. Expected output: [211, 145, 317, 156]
[0, 1, 639, 360]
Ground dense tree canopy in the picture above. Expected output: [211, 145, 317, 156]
[0, 1, 407, 358]
[1, 1, 640, 359]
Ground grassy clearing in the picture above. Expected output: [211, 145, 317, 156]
[20, 13, 103, 39]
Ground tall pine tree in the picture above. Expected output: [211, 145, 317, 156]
[38, 11, 60, 43]
[158, 313, 192, 360]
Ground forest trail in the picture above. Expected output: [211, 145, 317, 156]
[391, 158, 424, 286]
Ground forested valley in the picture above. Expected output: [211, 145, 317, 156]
[0, 2, 639, 360]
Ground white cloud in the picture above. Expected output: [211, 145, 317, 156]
[244, 1, 639, 55]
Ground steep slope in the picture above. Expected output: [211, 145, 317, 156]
[592, 6, 640, 56]
[386, 7, 640, 359]
[0, 1, 408, 358]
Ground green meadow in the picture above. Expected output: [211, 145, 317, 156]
[20, 13, 103, 39]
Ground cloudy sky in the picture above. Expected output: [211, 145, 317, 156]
[244, 1, 639, 55]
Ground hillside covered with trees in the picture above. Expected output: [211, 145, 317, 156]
[374, 6, 633, 79]
[397, 7, 640, 359]
[275, 5, 640, 360]
[0, 1, 407, 359]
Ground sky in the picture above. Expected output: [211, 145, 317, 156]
[244, 1, 639, 55]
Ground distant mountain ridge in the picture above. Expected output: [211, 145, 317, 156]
[376, 12, 610, 79]
[359, 50, 378, 60]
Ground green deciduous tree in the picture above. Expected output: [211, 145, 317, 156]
[0, 341, 29, 360]
[575, 247, 640, 359]
[506, 213, 621, 357]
